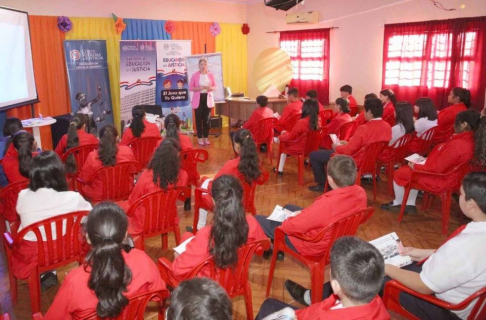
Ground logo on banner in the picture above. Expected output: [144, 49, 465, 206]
[70, 50, 81, 61]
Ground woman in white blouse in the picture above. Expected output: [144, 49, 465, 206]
[189, 58, 217, 146]
[414, 97, 438, 137]
[389, 102, 415, 146]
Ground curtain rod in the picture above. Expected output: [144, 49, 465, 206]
[266, 26, 338, 34]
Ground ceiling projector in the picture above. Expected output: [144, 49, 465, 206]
[264, 0, 305, 11]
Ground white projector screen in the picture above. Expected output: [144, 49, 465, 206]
[0, 7, 38, 110]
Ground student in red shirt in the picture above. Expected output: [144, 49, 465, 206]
[305, 90, 324, 112]
[243, 95, 275, 130]
[340, 85, 358, 115]
[256, 155, 367, 258]
[354, 93, 378, 126]
[156, 114, 193, 151]
[54, 114, 98, 173]
[120, 105, 160, 145]
[44, 202, 166, 319]
[170, 175, 267, 279]
[275, 88, 303, 133]
[380, 89, 397, 127]
[308, 98, 392, 192]
[321, 98, 352, 149]
[276, 99, 320, 174]
[433, 87, 470, 144]
[382, 110, 484, 214]
[255, 237, 389, 320]
[79, 125, 136, 201]
[196, 129, 261, 229]
[120, 138, 188, 235]
[3, 132, 35, 185]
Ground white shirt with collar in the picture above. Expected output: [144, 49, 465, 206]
[415, 117, 438, 137]
[420, 221, 486, 319]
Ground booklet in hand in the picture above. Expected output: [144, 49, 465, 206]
[405, 153, 427, 165]
[266, 205, 299, 223]
[173, 236, 195, 255]
[329, 133, 341, 146]
[369, 232, 412, 268]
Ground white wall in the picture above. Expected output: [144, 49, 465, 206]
[0, 0, 247, 23]
[247, 0, 486, 103]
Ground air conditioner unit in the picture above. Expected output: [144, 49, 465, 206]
[286, 11, 319, 24]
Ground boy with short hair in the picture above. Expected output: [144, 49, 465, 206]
[340, 85, 357, 110]
[275, 88, 302, 133]
[242, 95, 275, 130]
[255, 236, 390, 320]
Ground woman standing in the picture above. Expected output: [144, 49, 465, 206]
[189, 58, 217, 146]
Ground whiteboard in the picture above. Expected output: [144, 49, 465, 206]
[186, 53, 225, 103]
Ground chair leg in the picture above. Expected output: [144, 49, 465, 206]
[440, 192, 452, 235]
[372, 170, 377, 202]
[387, 163, 394, 196]
[161, 233, 168, 250]
[174, 226, 181, 246]
[298, 155, 304, 186]
[398, 185, 411, 223]
[132, 234, 144, 251]
[265, 248, 279, 297]
[28, 267, 41, 313]
[244, 283, 254, 320]
[309, 263, 325, 304]
[268, 142, 273, 165]
[192, 204, 200, 235]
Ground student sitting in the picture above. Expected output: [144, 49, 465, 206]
[255, 237, 390, 320]
[44, 202, 166, 319]
[434, 87, 470, 144]
[408, 97, 438, 153]
[305, 89, 324, 112]
[340, 85, 358, 114]
[389, 102, 415, 146]
[243, 95, 275, 130]
[0, 117, 24, 186]
[276, 99, 320, 175]
[256, 155, 367, 257]
[308, 98, 391, 192]
[156, 114, 193, 151]
[321, 98, 352, 149]
[171, 175, 267, 279]
[79, 124, 136, 201]
[380, 89, 397, 127]
[384, 171, 486, 320]
[275, 88, 303, 133]
[54, 113, 98, 172]
[120, 105, 160, 145]
[167, 278, 232, 320]
[13, 151, 92, 286]
[3, 132, 35, 184]
[382, 110, 484, 214]
[354, 93, 378, 126]
[119, 139, 188, 235]
[196, 129, 261, 229]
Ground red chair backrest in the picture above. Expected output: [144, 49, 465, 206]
[305, 129, 324, 157]
[238, 170, 269, 215]
[10, 211, 89, 270]
[414, 126, 437, 155]
[349, 106, 359, 117]
[356, 142, 387, 174]
[0, 179, 29, 223]
[187, 239, 270, 298]
[388, 133, 413, 162]
[81, 161, 142, 202]
[127, 187, 189, 237]
[61, 144, 99, 177]
[127, 137, 162, 168]
[250, 117, 278, 145]
[338, 121, 358, 141]
[319, 110, 334, 125]
[282, 113, 302, 132]
[180, 149, 209, 186]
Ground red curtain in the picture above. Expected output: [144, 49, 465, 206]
[382, 16, 486, 111]
[280, 29, 330, 105]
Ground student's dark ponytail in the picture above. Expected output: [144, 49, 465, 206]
[3, 117, 24, 157]
[474, 116, 486, 166]
[98, 125, 118, 166]
[233, 129, 261, 184]
[85, 203, 132, 319]
[380, 89, 397, 108]
[452, 87, 471, 108]
[164, 114, 181, 144]
[210, 175, 248, 269]
[65, 114, 87, 173]
[301, 99, 319, 130]
[13, 132, 34, 178]
[130, 105, 146, 138]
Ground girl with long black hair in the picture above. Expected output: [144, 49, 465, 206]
[389, 101, 415, 145]
[380, 89, 397, 126]
[434, 87, 470, 143]
[54, 114, 98, 173]
[120, 105, 160, 145]
[44, 202, 165, 319]
[156, 114, 193, 151]
[3, 131, 35, 183]
[172, 175, 266, 278]
[79, 124, 136, 201]
[276, 99, 321, 174]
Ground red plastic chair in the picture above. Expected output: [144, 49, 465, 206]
[32, 288, 170, 320]
[338, 121, 358, 141]
[77, 160, 142, 203]
[61, 143, 99, 191]
[349, 105, 359, 117]
[280, 113, 302, 133]
[398, 160, 471, 235]
[159, 238, 270, 320]
[180, 148, 209, 210]
[192, 171, 269, 233]
[277, 130, 324, 186]
[384, 113, 396, 127]
[319, 110, 334, 126]
[127, 136, 162, 168]
[127, 187, 190, 251]
[248, 117, 278, 164]
[266, 207, 374, 304]
[378, 134, 413, 196]
[3, 210, 89, 313]
[409, 127, 437, 156]
[0, 179, 29, 236]
[383, 280, 486, 320]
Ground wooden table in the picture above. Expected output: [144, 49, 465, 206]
[216, 97, 288, 121]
